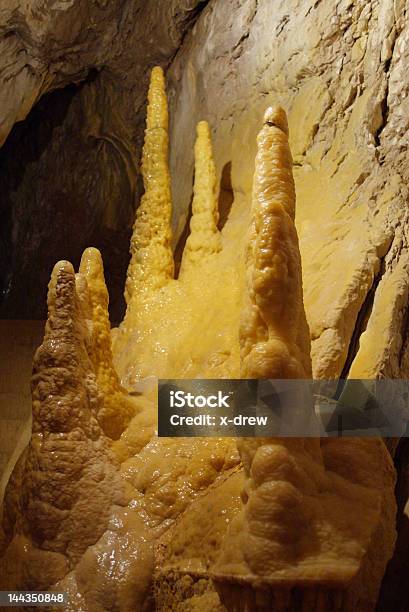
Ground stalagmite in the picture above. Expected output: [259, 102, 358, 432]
[125, 66, 174, 308]
[0, 261, 125, 591]
[79, 247, 135, 439]
[180, 120, 221, 275]
[240, 106, 311, 380]
[154, 108, 397, 612]
[113, 69, 243, 382]
[211, 108, 397, 612]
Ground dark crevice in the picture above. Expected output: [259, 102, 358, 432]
[167, 0, 210, 67]
[0, 66, 132, 321]
[376, 436, 409, 611]
[337, 247, 392, 392]
[374, 83, 390, 147]
[397, 302, 409, 372]
[306, 0, 323, 17]
[174, 195, 193, 279]
[231, 0, 258, 58]
[374, 50, 394, 147]
[276, 14, 290, 36]
[0, 78, 87, 307]
[217, 161, 233, 231]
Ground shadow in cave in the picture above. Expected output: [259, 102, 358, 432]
[0, 79, 84, 309]
[376, 435, 409, 611]
[174, 196, 193, 279]
[217, 161, 233, 231]
[0, 68, 132, 322]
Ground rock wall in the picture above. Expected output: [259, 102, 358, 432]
[0, 0, 209, 320]
[167, 0, 409, 380]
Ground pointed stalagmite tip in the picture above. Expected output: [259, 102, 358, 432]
[146, 65, 168, 132]
[47, 261, 76, 320]
[151, 65, 164, 80]
[124, 62, 173, 305]
[49, 260, 75, 296]
[196, 120, 210, 137]
[79, 247, 109, 314]
[263, 106, 289, 135]
[178, 116, 221, 275]
[79, 247, 104, 278]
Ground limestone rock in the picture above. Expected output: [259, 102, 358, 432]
[167, 0, 409, 380]
[1, 1, 409, 608]
[0, 260, 127, 590]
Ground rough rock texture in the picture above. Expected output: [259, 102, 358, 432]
[0, 0, 210, 320]
[166, 0, 409, 380]
[114, 64, 246, 384]
[1, 62, 399, 609]
[0, 261, 128, 591]
[0, 245, 239, 608]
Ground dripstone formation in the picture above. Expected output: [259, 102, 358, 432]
[0, 67, 401, 612]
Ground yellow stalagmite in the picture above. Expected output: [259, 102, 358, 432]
[240, 106, 311, 380]
[125, 66, 174, 308]
[227, 105, 322, 582]
[209, 107, 396, 612]
[1, 54, 400, 607]
[180, 120, 221, 275]
[0, 260, 124, 592]
[79, 247, 135, 439]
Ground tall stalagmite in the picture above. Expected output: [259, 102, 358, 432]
[125, 66, 174, 309]
[79, 247, 135, 439]
[0, 261, 125, 591]
[211, 107, 397, 612]
[180, 120, 221, 275]
[0, 66, 403, 611]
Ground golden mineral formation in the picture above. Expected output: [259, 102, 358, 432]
[0, 67, 399, 612]
[154, 107, 397, 611]
[79, 247, 135, 439]
[125, 65, 174, 305]
[113, 68, 243, 384]
[0, 262, 126, 591]
[179, 120, 222, 274]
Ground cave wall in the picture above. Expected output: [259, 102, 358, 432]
[166, 0, 409, 380]
[0, 0, 209, 320]
[0, 75, 135, 320]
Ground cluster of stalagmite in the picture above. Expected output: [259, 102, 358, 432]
[153, 96, 397, 612]
[0, 259, 128, 591]
[0, 66, 399, 611]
